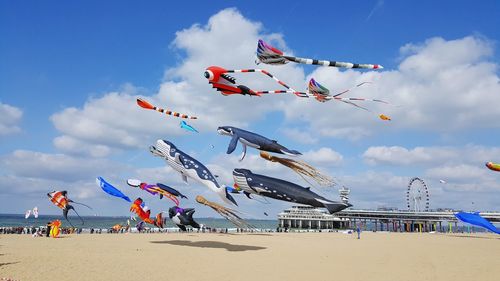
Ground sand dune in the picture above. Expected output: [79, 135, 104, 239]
[1, 232, 499, 281]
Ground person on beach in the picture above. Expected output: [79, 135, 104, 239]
[46, 222, 51, 237]
[357, 227, 361, 239]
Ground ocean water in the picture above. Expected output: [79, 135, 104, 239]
[0, 214, 278, 230]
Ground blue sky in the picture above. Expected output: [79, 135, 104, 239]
[1, 1, 500, 217]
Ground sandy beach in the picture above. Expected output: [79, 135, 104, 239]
[1, 232, 499, 281]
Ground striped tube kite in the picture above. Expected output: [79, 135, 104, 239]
[136, 98, 197, 119]
[256, 39, 383, 70]
[204, 66, 390, 112]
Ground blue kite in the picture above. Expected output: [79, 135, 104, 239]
[96, 177, 131, 202]
[455, 211, 500, 235]
[180, 120, 198, 133]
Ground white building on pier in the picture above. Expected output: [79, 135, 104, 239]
[278, 206, 349, 230]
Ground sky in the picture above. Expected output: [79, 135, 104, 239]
[1, 0, 500, 218]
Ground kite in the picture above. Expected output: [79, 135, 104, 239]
[97, 177, 131, 202]
[264, 212, 268, 216]
[205, 66, 390, 112]
[233, 169, 351, 214]
[485, 162, 500, 172]
[129, 198, 164, 228]
[127, 179, 187, 206]
[136, 98, 197, 119]
[112, 224, 122, 232]
[259, 152, 336, 187]
[180, 120, 198, 133]
[150, 139, 238, 206]
[455, 212, 500, 235]
[136, 221, 145, 232]
[47, 190, 91, 227]
[256, 39, 383, 69]
[217, 126, 301, 161]
[196, 195, 253, 229]
[308, 78, 391, 112]
[439, 180, 447, 184]
[379, 114, 391, 121]
[157, 183, 188, 199]
[168, 206, 201, 231]
[25, 210, 31, 219]
[33, 207, 38, 218]
[48, 220, 62, 238]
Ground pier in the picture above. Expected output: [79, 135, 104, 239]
[278, 206, 500, 232]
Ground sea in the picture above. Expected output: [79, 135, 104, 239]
[0, 214, 278, 230]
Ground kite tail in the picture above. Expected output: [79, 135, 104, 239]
[64, 206, 84, 227]
[71, 201, 94, 211]
[260, 152, 335, 187]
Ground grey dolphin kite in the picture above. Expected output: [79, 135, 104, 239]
[217, 126, 301, 161]
[232, 169, 351, 214]
[150, 139, 238, 206]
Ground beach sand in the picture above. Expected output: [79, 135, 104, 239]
[1, 232, 499, 281]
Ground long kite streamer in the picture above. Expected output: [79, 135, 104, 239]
[136, 98, 198, 119]
[259, 152, 336, 187]
[205, 66, 391, 113]
[195, 195, 254, 229]
[256, 39, 383, 70]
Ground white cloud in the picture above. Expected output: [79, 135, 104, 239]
[425, 164, 488, 181]
[363, 145, 500, 166]
[302, 147, 343, 166]
[281, 128, 318, 144]
[0, 102, 23, 136]
[1, 150, 128, 182]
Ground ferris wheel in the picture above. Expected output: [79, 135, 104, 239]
[406, 177, 430, 212]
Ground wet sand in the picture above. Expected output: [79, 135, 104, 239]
[1, 232, 499, 281]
